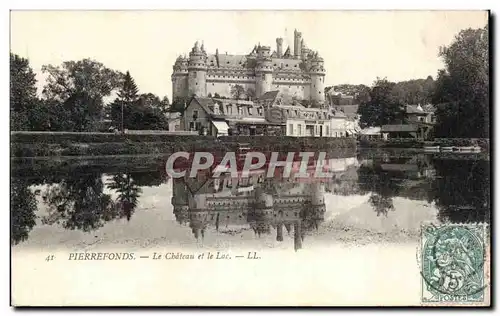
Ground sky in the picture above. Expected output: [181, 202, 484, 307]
[10, 10, 488, 100]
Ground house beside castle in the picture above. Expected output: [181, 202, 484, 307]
[172, 29, 353, 137]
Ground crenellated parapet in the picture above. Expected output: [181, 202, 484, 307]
[172, 29, 327, 102]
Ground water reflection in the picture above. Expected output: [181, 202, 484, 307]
[10, 152, 490, 248]
[11, 178, 37, 245]
[172, 171, 328, 251]
[41, 168, 121, 231]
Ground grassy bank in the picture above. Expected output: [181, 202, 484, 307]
[10, 132, 357, 158]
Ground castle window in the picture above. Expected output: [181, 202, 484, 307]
[212, 83, 214, 86]
[248, 107, 253, 115]
[286, 64, 288, 67]
[257, 107, 263, 115]
[196, 82, 198, 85]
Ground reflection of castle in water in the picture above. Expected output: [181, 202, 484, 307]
[171, 157, 358, 251]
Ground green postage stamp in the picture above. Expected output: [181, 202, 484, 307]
[420, 224, 489, 304]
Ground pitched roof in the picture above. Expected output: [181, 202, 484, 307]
[406, 105, 424, 114]
[331, 105, 359, 119]
[331, 110, 347, 118]
[259, 90, 279, 102]
[381, 124, 418, 132]
[208, 54, 248, 68]
[406, 104, 435, 114]
[360, 127, 381, 135]
[283, 46, 292, 58]
[188, 97, 215, 114]
[422, 104, 436, 113]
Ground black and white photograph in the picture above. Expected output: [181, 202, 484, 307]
[9, 9, 490, 306]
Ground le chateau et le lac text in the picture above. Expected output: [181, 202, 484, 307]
[154, 252, 261, 260]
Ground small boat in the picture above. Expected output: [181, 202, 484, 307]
[453, 146, 483, 153]
[424, 146, 440, 152]
[441, 147, 453, 152]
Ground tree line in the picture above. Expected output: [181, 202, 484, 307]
[10, 55, 171, 132]
[11, 25, 488, 138]
[327, 25, 489, 138]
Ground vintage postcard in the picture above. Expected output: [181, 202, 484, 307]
[10, 10, 490, 306]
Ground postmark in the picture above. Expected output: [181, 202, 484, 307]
[420, 224, 487, 304]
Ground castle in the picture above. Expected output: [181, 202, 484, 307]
[171, 171, 326, 252]
[172, 29, 326, 105]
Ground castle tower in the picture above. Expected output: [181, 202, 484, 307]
[294, 29, 302, 60]
[301, 39, 309, 60]
[276, 38, 283, 58]
[189, 210, 208, 240]
[310, 182, 325, 206]
[188, 41, 208, 97]
[304, 182, 326, 230]
[276, 223, 284, 241]
[254, 188, 274, 219]
[172, 178, 190, 224]
[171, 55, 189, 100]
[255, 45, 273, 98]
[309, 51, 326, 105]
[294, 222, 302, 251]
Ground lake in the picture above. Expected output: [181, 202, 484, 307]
[10, 150, 491, 305]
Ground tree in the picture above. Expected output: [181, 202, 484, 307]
[42, 59, 123, 102]
[41, 169, 122, 232]
[107, 173, 142, 221]
[41, 59, 124, 131]
[61, 91, 102, 131]
[10, 53, 38, 130]
[170, 96, 189, 114]
[109, 71, 139, 131]
[432, 26, 489, 138]
[246, 87, 256, 101]
[357, 78, 405, 128]
[11, 178, 37, 245]
[230, 84, 245, 100]
[139, 93, 170, 113]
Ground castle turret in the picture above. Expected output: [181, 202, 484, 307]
[294, 29, 302, 60]
[302, 182, 326, 231]
[276, 223, 284, 241]
[276, 38, 283, 58]
[301, 39, 309, 60]
[172, 178, 190, 224]
[294, 223, 302, 251]
[255, 45, 273, 98]
[188, 41, 208, 97]
[189, 205, 209, 240]
[254, 188, 274, 219]
[309, 51, 326, 105]
[172, 55, 189, 100]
